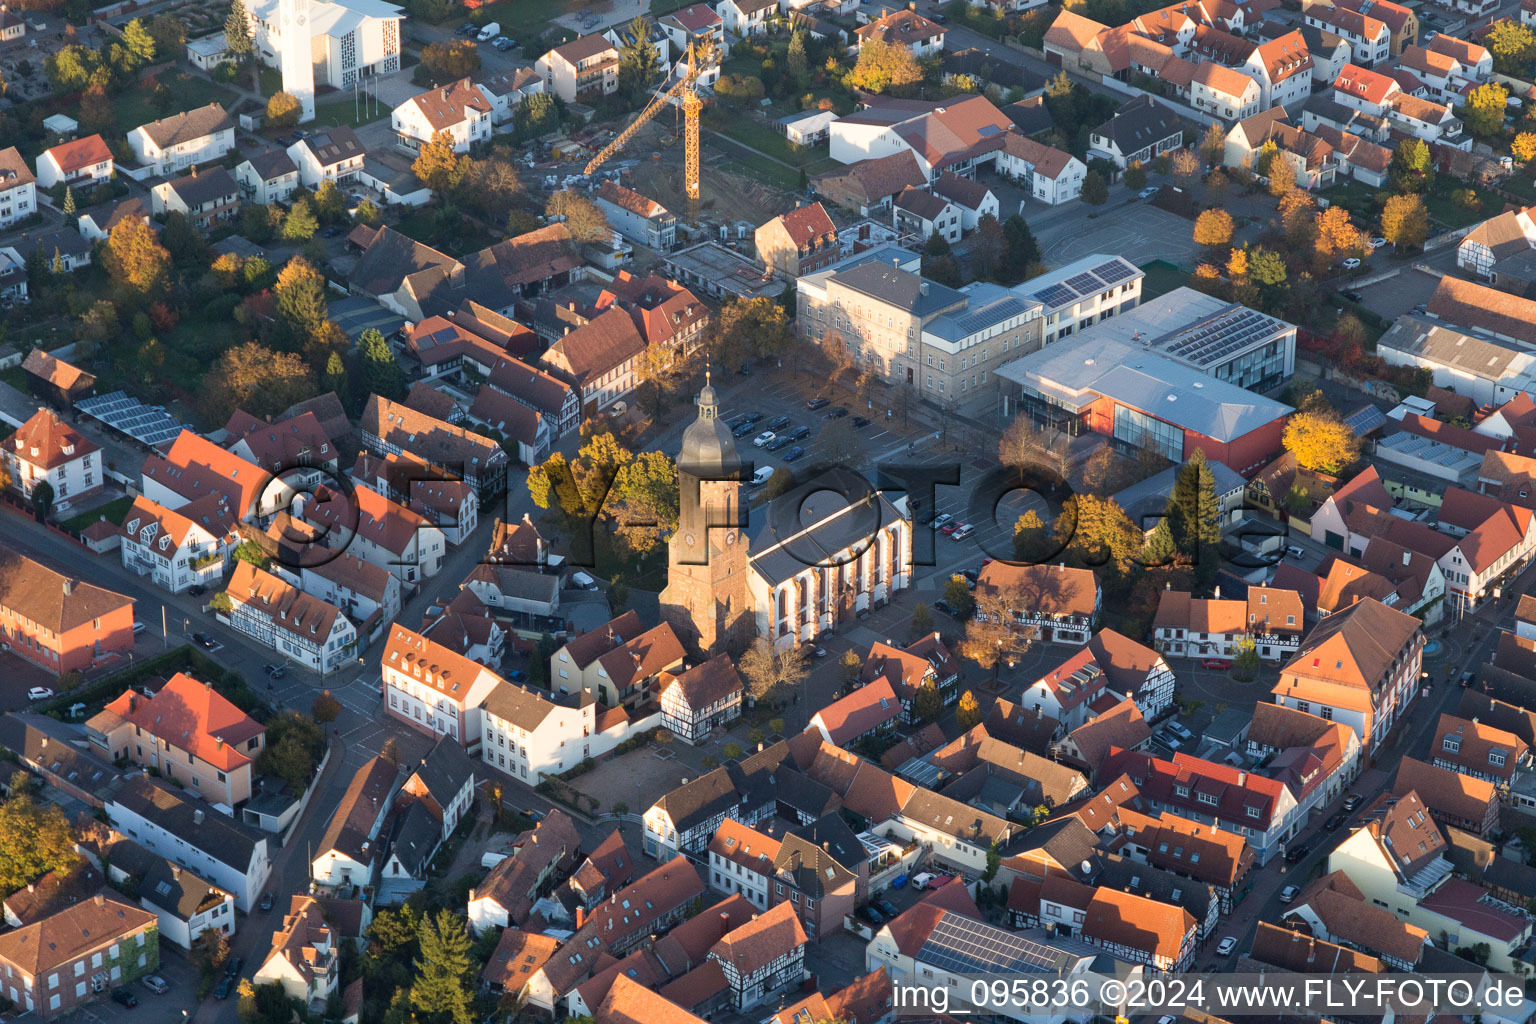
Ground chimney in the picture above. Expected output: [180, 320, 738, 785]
[27, 883, 35, 893]
[171, 866, 181, 880]
[576, 906, 586, 929]
[62, 578, 75, 596]
[919, 281, 929, 295]
[719, 911, 731, 937]
[94, 894, 104, 907]
[192, 809, 205, 825]
[1214, 585, 1221, 599]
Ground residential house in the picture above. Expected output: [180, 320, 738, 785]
[1192, 61, 1263, 121]
[707, 902, 807, 1009]
[126, 104, 235, 176]
[538, 307, 648, 417]
[708, 818, 780, 910]
[1243, 702, 1364, 820]
[658, 654, 743, 744]
[594, 270, 711, 359]
[0, 227, 92, 274]
[0, 146, 36, 230]
[1153, 587, 1305, 660]
[1388, 93, 1464, 146]
[1055, 699, 1152, 778]
[76, 196, 150, 242]
[892, 186, 962, 244]
[382, 623, 502, 752]
[234, 149, 300, 205]
[0, 550, 133, 676]
[476, 67, 546, 125]
[929, 172, 997, 231]
[827, 96, 1013, 181]
[811, 151, 928, 216]
[3, 406, 101, 504]
[0, 894, 159, 1020]
[298, 483, 446, 587]
[809, 679, 903, 747]
[392, 78, 491, 154]
[86, 672, 264, 808]
[1334, 0, 1416, 55]
[719, 0, 776, 36]
[855, 8, 945, 57]
[287, 126, 366, 187]
[225, 561, 358, 675]
[1307, 8, 1389, 65]
[1430, 714, 1529, 789]
[769, 816, 866, 941]
[141, 429, 293, 522]
[594, 181, 677, 251]
[858, 633, 961, 722]
[0, 7, 20, 42]
[311, 756, 399, 889]
[755, 202, 839, 278]
[1273, 597, 1423, 754]
[1394, 755, 1500, 836]
[1332, 63, 1400, 114]
[360, 395, 508, 496]
[1088, 96, 1189, 169]
[1242, 31, 1315, 108]
[149, 167, 241, 231]
[468, 811, 581, 932]
[1282, 871, 1430, 970]
[1328, 791, 1530, 971]
[551, 615, 685, 709]
[118, 850, 236, 950]
[535, 35, 620, 103]
[397, 735, 478, 847]
[994, 133, 1085, 205]
[974, 563, 1100, 645]
[252, 896, 339, 1011]
[659, 5, 726, 74]
[35, 135, 113, 191]
[105, 777, 271, 910]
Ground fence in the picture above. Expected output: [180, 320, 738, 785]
[1424, 224, 1476, 251]
[277, 739, 334, 846]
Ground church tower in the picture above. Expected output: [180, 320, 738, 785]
[659, 374, 751, 657]
[278, 0, 316, 123]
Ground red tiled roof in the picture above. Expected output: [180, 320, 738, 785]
[99, 671, 263, 771]
[7, 407, 99, 470]
[43, 134, 113, 175]
[812, 678, 901, 745]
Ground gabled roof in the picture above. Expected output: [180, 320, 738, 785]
[812, 678, 901, 745]
[0, 146, 37, 190]
[226, 561, 349, 646]
[856, 7, 945, 46]
[1250, 921, 1382, 974]
[1081, 886, 1195, 962]
[1062, 699, 1150, 774]
[708, 901, 806, 976]
[542, 307, 647, 384]
[1333, 63, 1398, 105]
[142, 429, 268, 515]
[767, 201, 836, 248]
[0, 893, 156, 977]
[596, 180, 669, 219]
[7, 407, 99, 470]
[1427, 274, 1536, 346]
[42, 134, 112, 174]
[595, 621, 685, 691]
[0, 549, 133, 634]
[316, 756, 397, 862]
[402, 77, 490, 131]
[976, 562, 1099, 617]
[1278, 597, 1421, 701]
[1392, 756, 1496, 829]
[133, 103, 232, 149]
[97, 672, 264, 771]
[20, 349, 93, 393]
[484, 928, 561, 991]
[660, 654, 742, 712]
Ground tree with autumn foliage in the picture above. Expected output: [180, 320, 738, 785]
[202, 341, 318, 424]
[1313, 205, 1365, 269]
[956, 691, 982, 730]
[1381, 193, 1429, 249]
[1283, 406, 1361, 474]
[103, 217, 172, 297]
[1192, 209, 1234, 250]
[844, 38, 923, 94]
[413, 130, 466, 197]
[1515, 132, 1536, 163]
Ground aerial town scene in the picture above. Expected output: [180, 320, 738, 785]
[2, 0, 1536, 1018]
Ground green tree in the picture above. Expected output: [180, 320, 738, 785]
[1014, 508, 1051, 562]
[787, 30, 808, 80]
[1387, 137, 1434, 194]
[1000, 214, 1040, 284]
[608, 450, 679, 555]
[30, 479, 54, 521]
[1081, 169, 1109, 206]
[943, 577, 976, 620]
[617, 16, 662, 100]
[983, 842, 1001, 882]
[911, 603, 933, 637]
[225, 0, 254, 63]
[324, 350, 347, 396]
[61, 185, 75, 217]
[0, 791, 79, 894]
[912, 681, 943, 723]
[312, 691, 342, 724]
[1141, 517, 1176, 566]
[122, 18, 156, 67]
[359, 327, 407, 400]
[1462, 81, 1509, 138]
[1165, 449, 1221, 584]
[1231, 636, 1260, 681]
[513, 91, 558, 139]
[272, 256, 328, 348]
[715, 295, 791, 365]
[956, 690, 982, 730]
[411, 911, 474, 1024]
[281, 197, 318, 241]
[255, 713, 325, 792]
[45, 44, 94, 92]
[840, 649, 864, 687]
[1124, 162, 1147, 191]
[1247, 247, 1287, 287]
[233, 539, 270, 568]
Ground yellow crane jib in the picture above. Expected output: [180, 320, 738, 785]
[583, 40, 713, 202]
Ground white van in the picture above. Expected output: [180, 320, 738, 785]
[477, 21, 500, 40]
[751, 466, 775, 486]
[570, 571, 600, 591]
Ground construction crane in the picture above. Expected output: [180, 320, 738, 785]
[585, 40, 715, 218]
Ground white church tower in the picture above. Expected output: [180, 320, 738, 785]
[278, 0, 315, 123]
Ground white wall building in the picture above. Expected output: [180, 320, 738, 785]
[126, 105, 235, 177]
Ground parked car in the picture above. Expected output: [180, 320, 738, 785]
[1342, 794, 1363, 811]
[951, 524, 976, 540]
[1167, 721, 1194, 742]
[786, 425, 811, 441]
[213, 976, 235, 1000]
[941, 521, 963, 535]
[1459, 671, 1476, 687]
[1324, 813, 1346, 831]
[141, 976, 170, 994]
[766, 435, 794, 451]
[783, 446, 807, 462]
[751, 466, 775, 486]
[192, 632, 217, 649]
[1138, 186, 1160, 199]
[570, 571, 600, 591]
[766, 415, 792, 431]
[826, 407, 849, 419]
[812, 646, 827, 658]
[1284, 843, 1310, 864]
[507, 669, 528, 682]
[133, 620, 147, 635]
[753, 431, 776, 447]
[224, 957, 242, 978]
[933, 600, 959, 618]
[1199, 658, 1231, 670]
[920, 508, 938, 525]
[730, 412, 762, 429]
[855, 904, 884, 926]
[731, 421, 758, 438]
[112, 988, 138, 1008]
[1341, 289, 1363, 302]
[1216, 936, 1238, 956]
[1285, 544, 1305, 559]
[874, 898, 899, 918]
[806, 397, 830, 410]
[27, 686, 54, 701]
[932, 513, 955, 530]
[1342, 257, 1362, 270]
[188, 584, 207, 597]
[852, 416, 871, 428]
[910, 872, 935, 890]
[258, 892, 275, 912]
[1369, 236, 1387, 249]
[1279, 884, 1300, 903]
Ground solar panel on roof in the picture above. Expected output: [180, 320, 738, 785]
[1033, 283, 1078, 308]
[1343, 405, 1387, 437]
[1092, 259, 1135, 284]
[1065, 272, 1101, 293]
[78, 390, 187, 447]
[917, 915, 1064, 975]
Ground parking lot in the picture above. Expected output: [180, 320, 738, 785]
[55, 948, 200, 1024]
